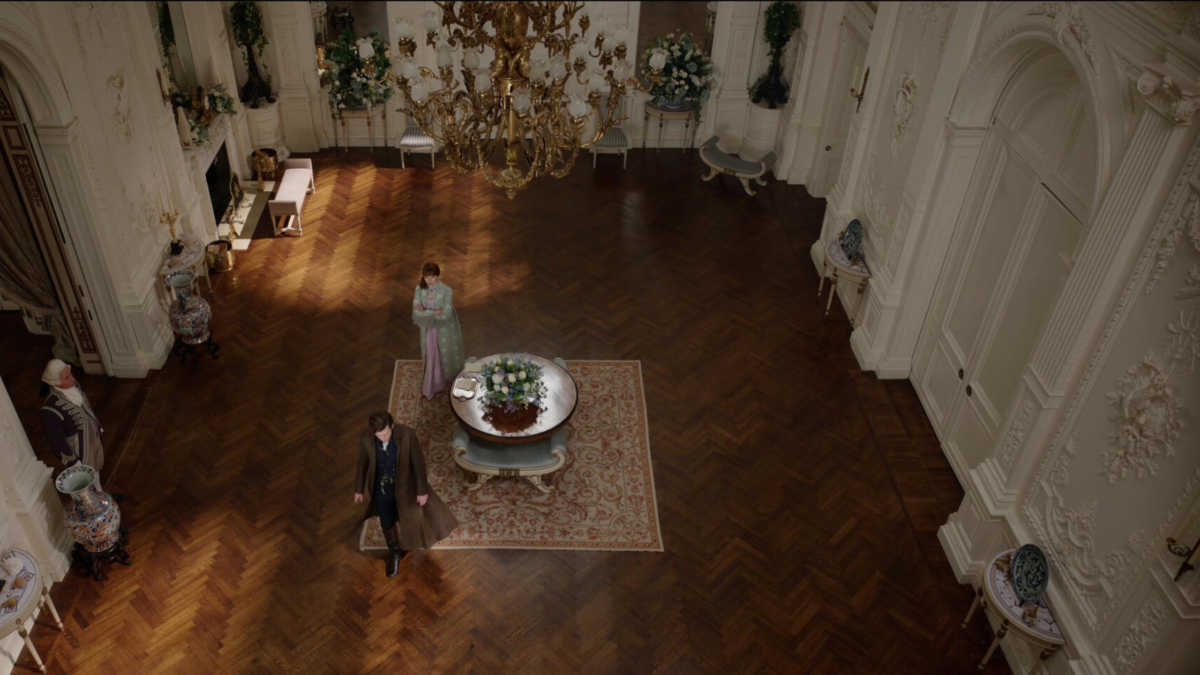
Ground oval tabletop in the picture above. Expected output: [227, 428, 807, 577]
[984, 549, 1065, 646]
[159, 233, 205, 277]
[0, 549, 41, 638]
[450, 354, 578, 443]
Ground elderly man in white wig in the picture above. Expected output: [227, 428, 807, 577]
[39, 358, 117, 497]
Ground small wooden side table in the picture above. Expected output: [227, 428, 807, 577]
[0, 549, 64, 674]
[159, 233, 211, 299]
[963, 549, 1065, 670]
[818, 238, 871, 324]
[333, 104, 389, 152]
[643, 102, 697, 153]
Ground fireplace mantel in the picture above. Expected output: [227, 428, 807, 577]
[181, 113, 234, 241]
[183, 113, 232, 174]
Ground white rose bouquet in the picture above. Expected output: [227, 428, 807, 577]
[641, 32, 714, 114]
[480, 355, 546, 410]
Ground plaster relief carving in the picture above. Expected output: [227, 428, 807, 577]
[106, 72, 132, 144]
[1027, 2, 1098, 73]
[1145, 192, 1197, 294]
[11, 154, 45, 209]
[0, 84, 14, 121]
[892, 73, 919, 156]
[886, 200, 912, 275]
[1109, 47, 1144, 140]
[999, 396, 1036, 470]
[1021, 137, 1200, 642]
[1112, 597, 1167, 674]
[1137, 66, 1200, 126]
[1103, 307, 1198, 482]
[1047, 434, 1145, 615]
[861, 160, 891, 239]
[1179, 264, 1200, 301]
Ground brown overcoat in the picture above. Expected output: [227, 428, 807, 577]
[356, 425, 458, 549]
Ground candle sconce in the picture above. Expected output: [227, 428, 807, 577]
[850, 67, 869, 113]
[1166, 535, 1199, 581]
[159, 201, 183, 256]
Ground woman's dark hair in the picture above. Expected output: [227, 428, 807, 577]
[368, 411, 394, 432]
[419, 262, 441, 288]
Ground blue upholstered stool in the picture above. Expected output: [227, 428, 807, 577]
[699, 136, 777, 196]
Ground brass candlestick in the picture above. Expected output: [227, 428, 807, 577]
[159, 204, 182, 255]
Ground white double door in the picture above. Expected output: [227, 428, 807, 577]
[911, 53, 1094, 472]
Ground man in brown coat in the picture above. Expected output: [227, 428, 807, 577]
[354, 412, 458, 577]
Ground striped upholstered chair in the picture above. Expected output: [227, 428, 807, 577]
[398, 120, 437, 169]
[590, 100, 630, 169]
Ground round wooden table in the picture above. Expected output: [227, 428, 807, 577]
[0, 549, 64, 674]
[450, 354, 578, 443]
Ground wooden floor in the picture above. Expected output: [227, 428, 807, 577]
[1, 148, 1011, 675]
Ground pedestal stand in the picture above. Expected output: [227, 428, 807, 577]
[173, 336, 221, 368]
[71, 535, 132, 581]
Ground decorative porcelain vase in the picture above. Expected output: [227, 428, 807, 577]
[55, 465, 121, 553]
[167, 270, 212, 344]
[656, 98, 685, 110]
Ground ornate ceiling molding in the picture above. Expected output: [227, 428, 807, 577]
[1028, 2, 1099, 73]
[1137, 64, 1200, 126]
[1112, 596, 1168, 674]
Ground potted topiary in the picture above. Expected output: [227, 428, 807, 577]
[230, 0, 275, 108]
[752, 1, 801, 109]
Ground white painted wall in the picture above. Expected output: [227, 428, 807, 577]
[802, 2, 1200, 674]
[0, 376, 70, 675]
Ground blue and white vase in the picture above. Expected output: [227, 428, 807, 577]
[167, 270, 212, 344]
[55, 465, 121, 553]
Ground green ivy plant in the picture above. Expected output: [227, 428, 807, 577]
[230, 0, 274, 108]
[157, 2, 175, 63]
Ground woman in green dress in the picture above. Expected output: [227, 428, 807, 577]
[412, 263, 465, 399]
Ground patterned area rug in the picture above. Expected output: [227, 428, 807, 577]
[360, 360, 663, 551]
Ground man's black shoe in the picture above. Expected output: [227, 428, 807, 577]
[386, 550, 404, 578]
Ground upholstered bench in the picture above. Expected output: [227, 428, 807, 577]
[451, 424, 568, 494]
[267, 158, 315, 237]
[699, 136, 777, 196]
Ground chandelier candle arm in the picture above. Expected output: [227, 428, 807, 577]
[395, 1, 663, 199]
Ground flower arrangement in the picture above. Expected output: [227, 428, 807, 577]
[641, 32, 715, 112]
[480, 355, 547, 410]
[326, 28, 393, 115]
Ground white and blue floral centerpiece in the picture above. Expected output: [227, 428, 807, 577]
[481, 355, 547, 411]
[641, 32, 715, 112]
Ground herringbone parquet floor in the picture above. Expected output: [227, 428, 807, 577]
[1, 148, 1012, 675]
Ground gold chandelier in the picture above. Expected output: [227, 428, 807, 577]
[390, 2, 667, 199]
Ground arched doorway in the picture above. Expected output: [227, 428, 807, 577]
[911, 47, 1097, 470]
[0, 67, 105, 374]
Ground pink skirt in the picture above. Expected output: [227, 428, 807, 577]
[423, 327, 445, 399]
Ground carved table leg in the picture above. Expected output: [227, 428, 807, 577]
[16, 623, 47, 673]
[683, 118, 690, 153]
[979, 621, 1008, 670]
[643, 111, 649, 149]
[824, 270, 840, 318]
[467, 473, 493, 491]
[367, 115, 374, 151]
[818, 260, 829, 298]
[963, 586, 983, 628]
[701, 166, 718, 182]
[657, 118, 665, 152]
[41, 587, 64, 630]
[527, 475, 554, 494]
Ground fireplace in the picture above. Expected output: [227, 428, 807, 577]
[204, 141, 232, 227]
